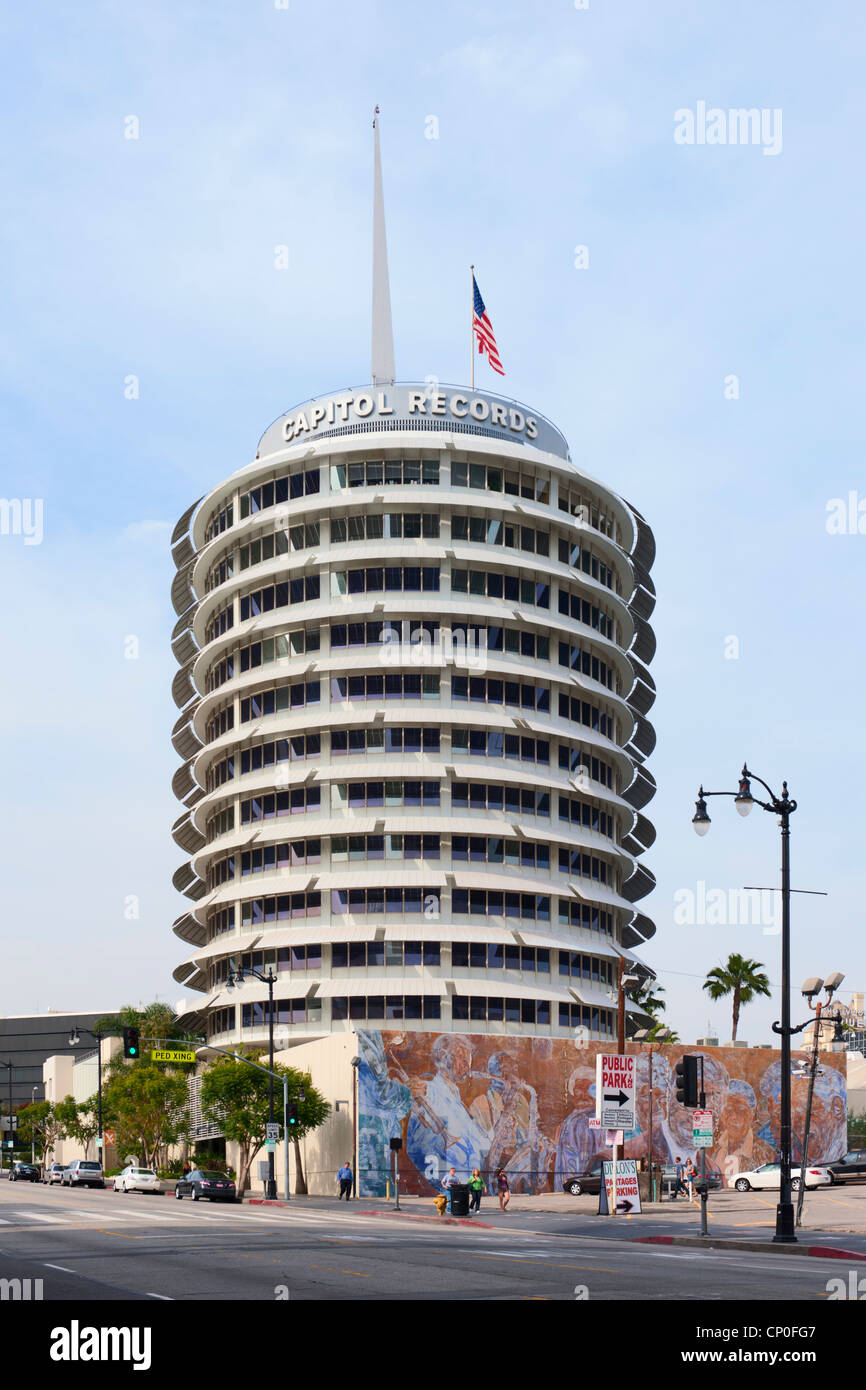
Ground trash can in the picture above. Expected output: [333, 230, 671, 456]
[449, 1183, 470, 1217]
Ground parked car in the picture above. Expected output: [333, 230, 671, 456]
[728, 1161, 833, 1192]
[827, 1150, 866, 1183]
[174, 1169, 236, 1202]
[562, 1155, 606, 1196]
[62, 1160, 104, 1189]
[113, 1166, 161, 1195]
[43, 1162, 66, 1185]
[9, 1162, 40, 1183]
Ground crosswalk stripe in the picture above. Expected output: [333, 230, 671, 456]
[13, 1211, 60, 1223]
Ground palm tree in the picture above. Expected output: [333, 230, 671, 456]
[627, 978, 667, 1023]
[702, 954, 771, 1041]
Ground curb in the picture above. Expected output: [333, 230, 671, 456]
[632, 1234, 866, 1260]
[357, 1209, 495, 1229]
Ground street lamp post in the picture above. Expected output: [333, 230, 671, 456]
[635, 1028, 671, 1202]
[794, 972, 844, 1227]
[692, 763, 798, 1243]
[0, 1062, 12, 1171]
[227, 964, 278, 1199]
[31, 1087, 37, 1164]
[68, 1028, 104, 1165]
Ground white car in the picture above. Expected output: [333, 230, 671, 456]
[113, 1166, 161, 1194]
[728, 1161, 834, 1192]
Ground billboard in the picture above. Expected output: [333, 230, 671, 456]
[356, 1031, 847, 1197]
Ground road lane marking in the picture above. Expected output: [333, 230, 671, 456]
[147, 1293, 174, 1300]
[13, 1211, 60, 1223]
[44, 1263, 74, 1273]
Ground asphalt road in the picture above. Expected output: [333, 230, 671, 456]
[0, 1181, 860, 1302]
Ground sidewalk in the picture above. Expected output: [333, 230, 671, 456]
[267, 1188, 866, 1234]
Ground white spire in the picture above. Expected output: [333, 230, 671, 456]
[371, 107, 395, 386]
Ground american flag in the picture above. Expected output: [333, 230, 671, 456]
[472, 273, 504, 375]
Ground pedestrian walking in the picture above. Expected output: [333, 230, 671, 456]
[337, 1160, 353, 1200]
[671, 1156, 686, 1200]
[685, 1158, 697, 1203]
[440, 1166, 458, 1213]
[468, 1168, 486, 1213]
[495, 1167, 510, 1211]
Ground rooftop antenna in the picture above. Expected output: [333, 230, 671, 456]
[371, 106, 395, 387]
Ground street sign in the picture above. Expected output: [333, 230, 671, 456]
[605, 1130, 624, 1146]
[588, 1118, 602, 1130]
[265, 1141, 276, 1153]
[693, 1109, 714, 1148]
[598, 1160, 642, 1215]
[266, 1123, 281, 1142]
[595, 1054, 636, 1131]
[102, 1129, 116, 1146]
[151, 1049, 196, 1063]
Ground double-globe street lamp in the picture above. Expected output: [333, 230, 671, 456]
[634, 1027, 672, 1202]
[692, 763, 799, 1243]
[68, 1027, 104, 1166]
[0, 1062, 13, 1171]
[226, 962, 279, 1198]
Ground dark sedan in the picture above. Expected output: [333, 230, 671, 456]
[174, 1169, 236, 1202]
[9, 1162, 41, 1183]
[828, 1149, 866, 1183]
[562, 1155, 605, 1195]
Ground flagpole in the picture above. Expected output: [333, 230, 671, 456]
[470, 264, 475, 392]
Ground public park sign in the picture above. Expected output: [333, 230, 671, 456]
[595, 1054, 636, 1131]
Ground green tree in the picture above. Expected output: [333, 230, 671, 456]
[200, 1053, 329, 1195]
[94, 1001, 197, 1064]
[18, 1101, 65, 1163]
[627, 978, 668, 1025]
[702, 953, 771, 1041]
[54, 1096, 100, 1159]
[101, 1064, 190, 1170]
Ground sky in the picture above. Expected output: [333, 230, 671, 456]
[0, 0, 864, 1045]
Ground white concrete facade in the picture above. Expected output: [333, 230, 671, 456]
[170, 384, 657, 1052]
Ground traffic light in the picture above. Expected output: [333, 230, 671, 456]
[674, 1054, 699, 1107]
[122, 1027, 140, 1059]
[287, 1103, 299, 1128]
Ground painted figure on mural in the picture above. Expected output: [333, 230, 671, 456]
[713, 1077, 758, 1181]
[666, 1054, 730, 1180]
[757, 1061, 846, 1163]
[401, 1034, 492, 1185]
[624, 1051, 673, 1166]
[553, 1065, 603, 1182]
[469, 1050, 556, 1191]
[356, 1030, 412, 1196]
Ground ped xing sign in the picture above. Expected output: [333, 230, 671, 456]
[693, 1109, 714, 1147]
[151, 1049, 197, 1063]
[595, 1053, 636, 1131]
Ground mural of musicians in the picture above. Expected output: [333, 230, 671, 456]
[355, 1033, 848, 1197]
[469, 1050, 556, 1192]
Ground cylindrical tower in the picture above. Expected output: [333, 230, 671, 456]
[170, 384, 657, 1051]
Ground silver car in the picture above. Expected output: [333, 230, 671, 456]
[62, 1160, 104, 1189]
[43, 1162, 67, 1185]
